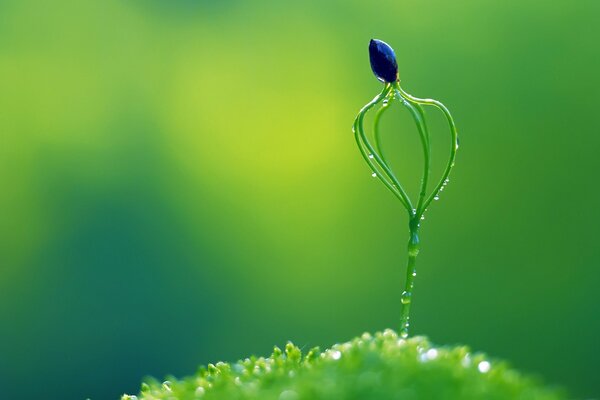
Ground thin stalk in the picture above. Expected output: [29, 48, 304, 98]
[397, 90, 431, 217]
[358, 114, 414, 216]
[354, 133, 407, 208]
[399, 220, 420, 339]
[354, 86, 414, 216]
[354, 89, 409, 211]
[373, 98, 393, 165]
[397, 86, 459, 213]
[414, 103, 430, 149]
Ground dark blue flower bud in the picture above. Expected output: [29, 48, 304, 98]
[369, 39, 398, 83]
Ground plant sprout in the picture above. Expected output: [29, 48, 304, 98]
[353, 39, 459, 339]
[123, 41, 568, 400]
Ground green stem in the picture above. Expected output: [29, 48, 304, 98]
[373, 97, 393, 165]
[354, 85, 414, 216]
[373, 95, 416, 216]
[396, 85, 459, 213]
[353, 86, 405, 209]
[396, 88, 431, 217]
[399, 219, 420, 339]
[358, 122, 414, 215]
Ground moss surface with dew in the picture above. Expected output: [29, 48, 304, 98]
[123, 330, 565, 400]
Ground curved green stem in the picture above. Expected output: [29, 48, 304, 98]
[373, 98, 393, 166]
[353, 87, 408, 210]
[396, 85, 459, 213]
[414, 103, 430, 149]
[354, 86, 414, 216]
[354, 134, 407, 208]
[373, 96, 415, 213]
[358, 121, 414, 216]
[396, 90, 431, 217]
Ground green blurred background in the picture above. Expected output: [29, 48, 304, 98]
[1, 1, 599, 399]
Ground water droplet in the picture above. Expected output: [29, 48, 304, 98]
[412, 272, 417, 277]
[368, 154, 374, 159]
[478, 361, 491, 373]
[383, 99, 389, 105]
[434, 195, 440, 201]
[419, 348, 439, 362]
[195, 387, 206, 397]
[330, 350, 342, 360]
[444, 178, 450, 184]
[401, 291, 412, 304]
[371, 172, 377, 178]
[439, 186, 444, 191]
[420, 215, 425, 220]
[162, 381, 172, 392]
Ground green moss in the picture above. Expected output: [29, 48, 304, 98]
[124, 330, 565, 400]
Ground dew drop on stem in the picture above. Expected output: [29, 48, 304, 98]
[401, 291, 412, 305]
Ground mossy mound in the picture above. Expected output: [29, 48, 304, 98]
[123, 330, 565, 400]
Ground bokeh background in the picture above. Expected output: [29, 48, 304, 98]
[1, 1, 599, 399]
